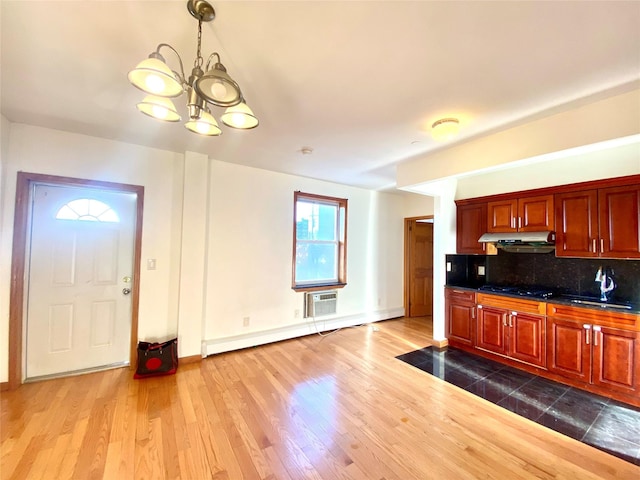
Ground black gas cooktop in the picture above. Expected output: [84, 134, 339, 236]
[478, 284, 555, 299]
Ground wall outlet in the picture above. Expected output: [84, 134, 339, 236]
[478, 265, 486, 276]
[446, 262, 452, 272]
[243, 316, 250, 327]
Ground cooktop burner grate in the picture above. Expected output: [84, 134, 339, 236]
[478, 285, 555, 299]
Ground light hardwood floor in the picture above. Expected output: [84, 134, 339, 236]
[2, 317, 638, 479]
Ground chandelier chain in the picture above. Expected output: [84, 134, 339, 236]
[195, 19, 204, 68]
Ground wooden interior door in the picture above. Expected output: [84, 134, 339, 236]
[406, 219, 433, 317]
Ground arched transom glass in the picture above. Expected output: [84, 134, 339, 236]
[55, 199, 120, 223]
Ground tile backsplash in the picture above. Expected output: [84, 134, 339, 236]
[446, 251, 640, 303]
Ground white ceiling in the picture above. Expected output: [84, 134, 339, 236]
[2, 1, 639, 191]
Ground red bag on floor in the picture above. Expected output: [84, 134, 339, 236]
[134, 338, 178, 378]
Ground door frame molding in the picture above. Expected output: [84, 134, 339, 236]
[8, 172, 144, 389]
[404, 215, 434, 317]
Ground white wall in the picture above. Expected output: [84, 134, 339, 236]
[455, 142, 640, 200]
[202, 161, 406, 353]
[397, 88, 640, 189]
[0, 115, 11, 380]
[0, 124, 184, 382]
[0, 122, 411, 382]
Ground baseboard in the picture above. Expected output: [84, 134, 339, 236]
[179, 354, 202, 365]
[431, 338, 449, 350]
[0, 381, 8, 392]
[432, 338, 449, 348]
[203, 308, 405, 356]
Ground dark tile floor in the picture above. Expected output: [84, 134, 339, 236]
[396, 346, 640, 465]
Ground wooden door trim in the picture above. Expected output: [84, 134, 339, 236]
[8, 172, 144, 389]
[404, 216, 434, 317]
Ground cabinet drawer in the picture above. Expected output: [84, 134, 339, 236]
[546, 303, 639, 331]
[446, 288, 476, 304]
[477, 293, 545, 315]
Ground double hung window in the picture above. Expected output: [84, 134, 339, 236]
[293, 192, 347, 290]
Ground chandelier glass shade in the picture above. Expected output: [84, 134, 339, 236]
[136, 95, 181, 122]
[221, 101, 259, 129]
[185, 110, 222, 136]
[128, 0, 257, 136]
[128, 56, 184, 97]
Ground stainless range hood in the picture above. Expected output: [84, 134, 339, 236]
[478, 231, 556, 253]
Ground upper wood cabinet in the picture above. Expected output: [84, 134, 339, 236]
[555, 184, 640, 258]
[456, 202, 487, 254]
[487, 194, 554, 233]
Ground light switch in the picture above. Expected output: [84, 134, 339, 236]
[147, 258, 157, 270]
[477, 265, 486, 276]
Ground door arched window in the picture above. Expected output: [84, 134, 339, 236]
[55, 199, 119, 222]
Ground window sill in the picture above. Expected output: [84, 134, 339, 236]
[292, 283, 347, 293]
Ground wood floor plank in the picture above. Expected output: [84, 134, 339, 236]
[2, 317, 639, 479]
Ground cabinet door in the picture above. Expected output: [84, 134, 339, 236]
[476, 305, 508, 355]
[546, 318, 591, 382]
[592, 326, 639, 394]
[555, 190, 599, 257]
[599, 185, 640, 259]
[487, 199, 517, 233]
[509, 312, 545, 367]
[447, 302, 475, 346]
[456, 203, 487, 254]
[518, 195, 554, 232]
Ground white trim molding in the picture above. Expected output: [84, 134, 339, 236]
[202, 308, 405, 357]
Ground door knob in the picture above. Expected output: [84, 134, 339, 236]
[122, 287, 131, 295]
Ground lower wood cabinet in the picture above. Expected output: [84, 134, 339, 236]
[444, 288, 640, 406]
[547, 304, 640, 397]
[476, 294, 546, 368]
[445, 288, 475, 346]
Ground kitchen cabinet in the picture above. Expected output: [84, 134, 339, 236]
[445, 288, 476, 347]
[555, 184, 640, 258]
[547, 303, 640, 397]
[476, 293, 546, 368]
[487, 194, 554, 233]
[456, 202, 487, 254]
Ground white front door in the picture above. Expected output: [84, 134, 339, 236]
[25, 184, 136, 379]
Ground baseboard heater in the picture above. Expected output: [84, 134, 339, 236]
[304, 290, 338, 318]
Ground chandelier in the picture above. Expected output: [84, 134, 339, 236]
[128, 0, 258, 136]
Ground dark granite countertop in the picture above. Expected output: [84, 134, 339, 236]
[445, 284, 640, 315]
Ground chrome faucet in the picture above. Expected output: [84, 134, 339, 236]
[595, 266, 616, 302]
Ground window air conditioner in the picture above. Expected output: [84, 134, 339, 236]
[304, 290, 338, 318]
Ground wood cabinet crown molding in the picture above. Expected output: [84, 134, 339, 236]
[455, 173, 640, 207]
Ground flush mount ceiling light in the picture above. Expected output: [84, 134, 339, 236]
[431, 118, 460, 141]
[128, 0, 258, 136]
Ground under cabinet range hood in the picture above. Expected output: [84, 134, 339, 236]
[478, 231, 556, 253]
